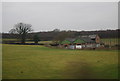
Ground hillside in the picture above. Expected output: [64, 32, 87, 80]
[2, 29, 119, 41]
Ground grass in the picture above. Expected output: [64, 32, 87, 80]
[0, 44, 2, 79]
[101, 38, 119, 46]
[2, 44, 118, 79]
[26, 41, 52, 44]
[2, 39, 18, 41]
[2, 38, 52, 44]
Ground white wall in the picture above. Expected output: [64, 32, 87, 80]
[76, 45, 82, 49]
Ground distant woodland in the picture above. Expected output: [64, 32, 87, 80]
[2, 29, 120, 41]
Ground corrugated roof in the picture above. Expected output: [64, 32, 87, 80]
[61, 34, 97, 44]
[80, 34, 97, 39]
[88, 35, 97, 39]
[73, 39, 85, 43]
[61, 40, 71, 44]
[79, 37, 95, 43]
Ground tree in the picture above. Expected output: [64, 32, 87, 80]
[33, 34, 39, 44]
[53, 31, 73, 44]
[52, 29, 60, 32]
[9, 22, 33, 44]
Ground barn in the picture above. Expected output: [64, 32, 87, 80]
[60, 35, 102, 49]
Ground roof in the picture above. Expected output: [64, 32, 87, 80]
[80, 34, 97, 39]
[88, 35, 97, 39]
[65, 38, 76, 42]
[60, 40, 71, 44]
[73, 39, 85, 43]
[61, 34, 98, 44]
[79, 37, 95, 43]
[61, 38, 76, 44]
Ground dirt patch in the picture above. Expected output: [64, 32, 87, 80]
[62, 61, 95, 79]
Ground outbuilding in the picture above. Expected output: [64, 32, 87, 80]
[60, 34, 102, 49]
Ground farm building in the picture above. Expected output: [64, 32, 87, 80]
[60, 35, 103, 49]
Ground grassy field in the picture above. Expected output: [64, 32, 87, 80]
[2, 44, 118, 79]
[101, 38, 119, 46]
[26, 41, 53, 44]
[1, 38, 53, 44]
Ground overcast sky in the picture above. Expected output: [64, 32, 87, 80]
[2, 2, 118, 33]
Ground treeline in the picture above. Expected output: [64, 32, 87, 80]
[2, 29, 120, 41]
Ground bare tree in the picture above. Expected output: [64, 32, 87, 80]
[9, 22, 33, 44]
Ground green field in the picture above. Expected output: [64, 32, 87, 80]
[1, 38, 53, 44]
[101, 38, 119, 46]
[2, 44, 118, 79]
[26, 41, 53, 44]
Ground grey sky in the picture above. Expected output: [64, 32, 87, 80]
[0, 2, 2, 33]
[2, 2, 118, 33]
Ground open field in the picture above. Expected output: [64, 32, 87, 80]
[2, 44, 118, 79]
[101, 38, 119, 46]
[26, 41, 53, 44]
[1, 38, 53, 44]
